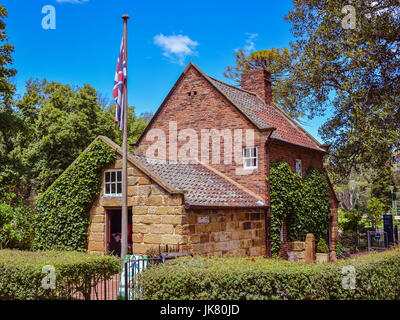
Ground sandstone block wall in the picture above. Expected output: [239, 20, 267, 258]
[88, 157, 185, 254]
[182, 208, 266, 257]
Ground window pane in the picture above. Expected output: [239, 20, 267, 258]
[117, 171, 122, 182]
[117, 182, 122, 194]
[251, 147, 256, 157]
[111, 171, 116, 183]
[105, 172, 110, 183]
[246, 159, 252, 167]
[111, 183, 116, 194]
[105, 183, 110, 194]
[252, 158, 256, 167]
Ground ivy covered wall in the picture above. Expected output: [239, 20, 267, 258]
[269, 161, 330, 257]
[34, 140, 116, 251]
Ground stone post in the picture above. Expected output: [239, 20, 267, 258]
[305, 233, 315, 264]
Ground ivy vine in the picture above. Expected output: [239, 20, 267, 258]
[269, 161, 330, 257]
[34, 140, 116, 251]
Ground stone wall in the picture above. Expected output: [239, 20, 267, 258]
[182, 208, 266, 257]
[88, 157, 185, 254]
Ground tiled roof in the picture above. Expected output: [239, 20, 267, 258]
[205, 74, 324, 152]
[132, 154, 266, 208]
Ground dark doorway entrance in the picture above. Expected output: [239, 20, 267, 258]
[107, 208, 132, 256]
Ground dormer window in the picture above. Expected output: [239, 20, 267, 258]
[104, 169, 122, 197]
[243, 147, 258, 169]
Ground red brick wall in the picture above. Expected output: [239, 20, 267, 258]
[269, 141, 324, 177]
[137, 65, 269, 201]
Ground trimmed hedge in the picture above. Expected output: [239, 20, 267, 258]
[137, 249, 400, 300]
[0, 250, 120, 300]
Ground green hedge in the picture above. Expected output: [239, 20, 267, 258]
[35, 140, 115, 251]
[137, 250, 400, 300]
[0, 250, 120, 300]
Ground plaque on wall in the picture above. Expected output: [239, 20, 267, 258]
[198, 216, 210, 224]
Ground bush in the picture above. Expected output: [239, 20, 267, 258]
[137, 250, 400, 300]
[0, 249, 120, 300]
[338, 208, 362, 233]
[316, 239, 329, 253]
[0, 203, 35, 250]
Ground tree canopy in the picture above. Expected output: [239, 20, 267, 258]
[225, 0, 400, 187]
[10, 79, 149, 195]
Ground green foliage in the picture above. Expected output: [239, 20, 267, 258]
[316, 238, 329, 254]
[283, 0, 400, 177]
[0, 203, 35, 250]
[371, 166, 395, 210]
[269, 161, 330, 256]
[34, 140, 115, 251]
[0, 249, 120, 300]
[224, 48, 299, 117]
[335, 242, 344, 259]
[338, 208, 362, 233]
[0, 5, 17, 101]
[11, 79, 149, 195]
[366, 197, 386, 228]
[137, 250, 400, 300]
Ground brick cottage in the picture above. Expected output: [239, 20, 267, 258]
[86, 63, 338, 259]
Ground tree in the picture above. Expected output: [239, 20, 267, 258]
[0, 5, 16, 104]
[13, 79, 149, 194]
[224, 49, 299, 116]
[0, 5, 24, 204]
[282, 0, 400, 176]
[366, 197, 386, 228]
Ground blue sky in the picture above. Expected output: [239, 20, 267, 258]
[3, 0, 329, 142]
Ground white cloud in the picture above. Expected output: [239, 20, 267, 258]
[154, 34, 199, 66]
[235, 33, 259, 53]
[55, 0, 89, 4]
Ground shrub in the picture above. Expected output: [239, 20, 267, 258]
[316, 239, 329, 253]
[0, 249, 120, 300]
[0, 203, 35, 250]
[137, 249, 400, 300]
[338, 208, 362, 233]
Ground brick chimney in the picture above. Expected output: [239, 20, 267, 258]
[241, 68, 272, 105]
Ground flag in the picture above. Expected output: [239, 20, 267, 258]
[113, 37, 127, 130]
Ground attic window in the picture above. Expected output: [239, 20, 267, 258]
[104, 169, 122, 197]
[193, 91, 197, 96]
[243, 147, 258, 169]
[187, 92, 191, 96]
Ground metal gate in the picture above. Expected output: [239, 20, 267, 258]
[367, 230, 388, 251]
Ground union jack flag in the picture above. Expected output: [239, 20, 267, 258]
[113, 37, 127, 130]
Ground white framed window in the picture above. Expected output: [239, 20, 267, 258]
[104, 169, 122, 197]
[295, 159, 302, 177]
[243, 147, 258, 169]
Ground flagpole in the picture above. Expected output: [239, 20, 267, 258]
[121, 14, 129, 259]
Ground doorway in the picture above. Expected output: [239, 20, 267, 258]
[106, 208, 132, 256]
